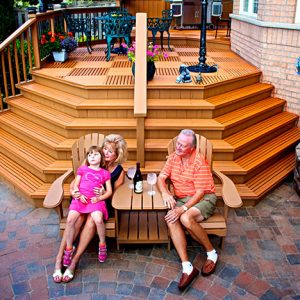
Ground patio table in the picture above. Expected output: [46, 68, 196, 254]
[112, 178, 170, 250]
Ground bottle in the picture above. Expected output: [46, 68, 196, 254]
[133, 162, 143, 194]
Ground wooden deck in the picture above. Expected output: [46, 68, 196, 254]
[0, 29, 299, 207]
[35, 30, 258, 89]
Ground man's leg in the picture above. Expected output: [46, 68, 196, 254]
[180, 208, 218, 276]
[167, 219, 199, 290]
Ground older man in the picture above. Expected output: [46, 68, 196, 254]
[158, 129, 218, 290]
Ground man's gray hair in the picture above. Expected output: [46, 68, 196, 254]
[180, 129, 197, 148]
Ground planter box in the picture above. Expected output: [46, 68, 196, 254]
[53, 50, 68, 62]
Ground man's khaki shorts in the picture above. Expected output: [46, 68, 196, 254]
[175, 194, 217, 219]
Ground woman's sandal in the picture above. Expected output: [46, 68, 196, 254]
[52, 269, 63, 283]
[62, 268, 74, 283]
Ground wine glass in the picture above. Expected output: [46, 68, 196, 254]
[127, 167, 136, 189]
[147, 173, 157, 196]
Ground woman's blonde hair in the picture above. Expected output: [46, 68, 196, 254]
[85, 145, 103, 166]
[104, 134, 128, 164]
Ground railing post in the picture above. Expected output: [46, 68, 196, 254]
[29, 15, 41, 69]
[134, 13, 147, 168]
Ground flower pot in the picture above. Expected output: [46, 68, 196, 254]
[52, 50, 68, 62]
[132, 61, 156, 81]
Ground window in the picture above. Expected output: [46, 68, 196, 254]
[240, 0, 259, 17]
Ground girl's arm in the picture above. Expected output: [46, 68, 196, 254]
[113, 169, 125, 191]
[72, 175, 87, 204]
[91, 179, 112, 203]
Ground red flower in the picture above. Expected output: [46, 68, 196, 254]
[50, 37, 56, 43]
[59, 35, 64, 40]
[48, 31, 52, 36]
[68, 32, 73, 37]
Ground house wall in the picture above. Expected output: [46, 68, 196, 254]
[231, 0, 300, 116]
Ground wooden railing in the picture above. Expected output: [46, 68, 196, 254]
[134, 13, 147, 167]
[0, 7, 117, 112]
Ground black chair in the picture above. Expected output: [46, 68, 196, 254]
[97, 11, 135, 61]
[215, 16, 231, 38]
[147, 9, 173, 51]
[64, 14, 96, 54]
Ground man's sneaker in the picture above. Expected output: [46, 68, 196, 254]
[98, 246, 107, 263]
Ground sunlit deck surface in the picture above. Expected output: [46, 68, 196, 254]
[35, 30, 259, 88]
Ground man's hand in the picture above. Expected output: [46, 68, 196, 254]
[162, 192, 176, 209]
[165, 207, 184, 224]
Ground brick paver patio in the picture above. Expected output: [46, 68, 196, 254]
[0, 177, 299, 299]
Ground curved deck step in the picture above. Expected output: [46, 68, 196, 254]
[6, 96, 136, 133]
[0, 111, 66, 150]
[19, 81, 134, 110]
[0, 153, 44, 201]
[224, 112, 299, 159]
[245, 152, 295, 202]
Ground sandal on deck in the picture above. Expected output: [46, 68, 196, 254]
[62, 268, 74, 283]
[52, 269, 63, 283]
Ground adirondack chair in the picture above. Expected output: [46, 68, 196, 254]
[167, 134, 242, 248]
[43, 133, 116, 237]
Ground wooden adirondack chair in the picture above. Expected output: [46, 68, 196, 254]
[43, 133, 116, 237]
[167, 134, 242, 248]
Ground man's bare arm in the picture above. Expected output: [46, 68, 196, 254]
[157, 174, 176, 209]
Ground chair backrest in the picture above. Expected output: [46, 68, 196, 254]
[167, 134, 213, 168]
[100, 12, 135, 37]
[162, 9, 173, 19]
[72, 133, 105, 174]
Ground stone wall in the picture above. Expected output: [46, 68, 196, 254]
[230, 0, 300, 116]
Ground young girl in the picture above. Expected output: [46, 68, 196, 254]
[63, 145, 112, 267]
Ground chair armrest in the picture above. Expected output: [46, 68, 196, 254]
[43, 169, 74, 209]
[213, 169, 242, 208]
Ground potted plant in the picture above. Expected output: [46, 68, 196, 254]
[40, 31, 77, 62]
[123, 42, 168, 81]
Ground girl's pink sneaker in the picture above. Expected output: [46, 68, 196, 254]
[98, 246, 107, 263]
[63, 248, 74, 267]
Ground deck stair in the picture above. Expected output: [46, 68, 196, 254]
[0, 44, 299, 207]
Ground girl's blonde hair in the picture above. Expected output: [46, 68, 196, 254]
[85, 145, 103, 166]
[104, 134, 128, 164]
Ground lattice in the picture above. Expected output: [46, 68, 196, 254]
[105, 75, 134, 85]
[112, 61, 132, 68]
[156, 67, 179, 76]
[67, 68, 108, 76]
[80, 56, 108, 61]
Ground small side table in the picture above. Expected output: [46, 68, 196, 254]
[112, 179, 170, 250]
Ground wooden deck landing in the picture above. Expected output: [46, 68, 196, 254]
[36, 35, 259, 88]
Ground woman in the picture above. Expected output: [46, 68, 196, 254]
[53, 134, 128, 283]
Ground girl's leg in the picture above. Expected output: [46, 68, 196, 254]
[90, 211, 107, 263]
[65, 215, 96, 273]
[54, 214, 86, 271]
[65, 210, 81, 249]
[90, 211, 105, 244]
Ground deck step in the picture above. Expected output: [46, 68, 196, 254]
[0, 153, 44, 202]
[206, 82, 273, 113]
[0, 129, 69, 181]
[244, 152, 295, 202]
[19, 81, 134, 110]
[6, 96, 136, 135]
[215, 97, 286, 137]
[235, 127, 300, 172]
[224, 112, 299, 159]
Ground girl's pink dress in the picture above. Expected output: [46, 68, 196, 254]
[69, 165, 111, 220]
